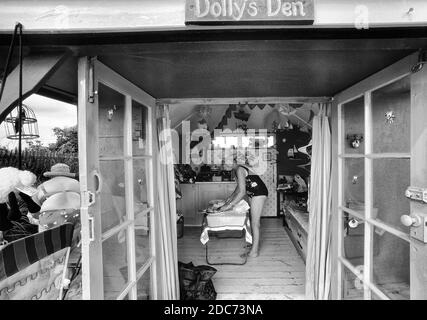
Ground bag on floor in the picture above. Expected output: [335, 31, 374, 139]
[178, 261, 217, 300]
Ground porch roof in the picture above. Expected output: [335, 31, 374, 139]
[0, 27, 426, 106]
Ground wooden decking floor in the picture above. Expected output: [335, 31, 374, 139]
[178, 218, 306, 300]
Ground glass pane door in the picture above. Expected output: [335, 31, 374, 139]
[98, 83, 130, 300]
[78, 58, 155, 300]
[369, 77, 411, 300]
[338, 75, 412, 300]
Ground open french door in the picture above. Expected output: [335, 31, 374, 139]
[77, 57, 157, 300]
[334, 52, 427, 300]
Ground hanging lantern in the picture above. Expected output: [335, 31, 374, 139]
[4, 104, 39, 140]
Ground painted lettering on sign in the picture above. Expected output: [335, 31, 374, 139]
[186, 0, 314, 24]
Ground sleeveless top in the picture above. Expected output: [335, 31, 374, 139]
[237, 165, 268, 198]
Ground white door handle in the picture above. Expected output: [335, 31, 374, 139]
[92, 170, 103, 194]
[400, 214, 422, 227]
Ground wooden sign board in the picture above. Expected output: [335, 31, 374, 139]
[185, 0, 315, 25]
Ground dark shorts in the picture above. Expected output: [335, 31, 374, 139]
[245, 175, 268, 198]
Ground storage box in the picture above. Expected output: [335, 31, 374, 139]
[206, 211, 246, 228]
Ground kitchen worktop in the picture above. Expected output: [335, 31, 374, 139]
[181, 181, 236, 184]
[196, 181, 235, 184]
[178, 182, 236, 226]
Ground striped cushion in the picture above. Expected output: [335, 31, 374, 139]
[0, 223, 74, 282]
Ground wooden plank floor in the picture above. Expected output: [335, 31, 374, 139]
[178, 218, 306, 300]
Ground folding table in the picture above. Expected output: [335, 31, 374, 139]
[200, 210, 252, 265]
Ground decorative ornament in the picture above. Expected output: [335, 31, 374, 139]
[237, 123, 248, 133]
[352, 139, 361, 149]
[287, 145, 299, 159]
[107, 105, 118, 121]
[198, 105, 212, 119]
[233, 103, 250, 121]
[272, 120, 278, 131]
[348, 218, 359, 228]
[277, 103, 297, 116]
[385, 110, 396, 124]
[346, 134, 363, 149]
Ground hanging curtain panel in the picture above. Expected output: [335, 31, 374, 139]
[305, 103, 333, 300]
[156, 104, 180, 299]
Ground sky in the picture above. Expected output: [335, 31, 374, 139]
[0, 94, 77, 149]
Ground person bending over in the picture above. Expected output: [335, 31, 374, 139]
[218, 155, 268, 258]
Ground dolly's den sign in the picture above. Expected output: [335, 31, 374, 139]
[185, 0, 314, 25]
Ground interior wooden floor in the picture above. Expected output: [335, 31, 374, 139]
[178, 218, 306, 300]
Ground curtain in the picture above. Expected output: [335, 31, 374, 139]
[156, 104, 180, 299]
[305, 103, 333, 300]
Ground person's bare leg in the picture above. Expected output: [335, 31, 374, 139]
[248, 195, 266, 257]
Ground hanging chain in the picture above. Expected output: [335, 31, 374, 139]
[0, 23, 22, 105]
[18, 23, 23, 170]
[0, 22, 23, 169]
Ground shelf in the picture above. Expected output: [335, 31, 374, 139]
[277, 190, 308, 196]
[284, 206, 309, 234]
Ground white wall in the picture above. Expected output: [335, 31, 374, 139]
[0, 0, 426, 31]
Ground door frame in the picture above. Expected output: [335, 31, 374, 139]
[331, 51, 427, 299]
[78, 57, 159, 299]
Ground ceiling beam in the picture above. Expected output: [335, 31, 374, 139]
[157, 96, 332, 106]
[37, 84, 77, 105]
[69, 38, 427, 56]
[2, 26, 427, 47]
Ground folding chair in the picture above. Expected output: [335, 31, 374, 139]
[0, 223, 74, 300]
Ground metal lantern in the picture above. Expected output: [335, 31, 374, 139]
[4, 104, 39, 140]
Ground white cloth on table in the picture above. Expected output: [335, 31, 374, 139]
[200, 200, 252, 245]
[231, 199, 250, 214]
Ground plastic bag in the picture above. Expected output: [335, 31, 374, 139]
[178, 261, 217, 300]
